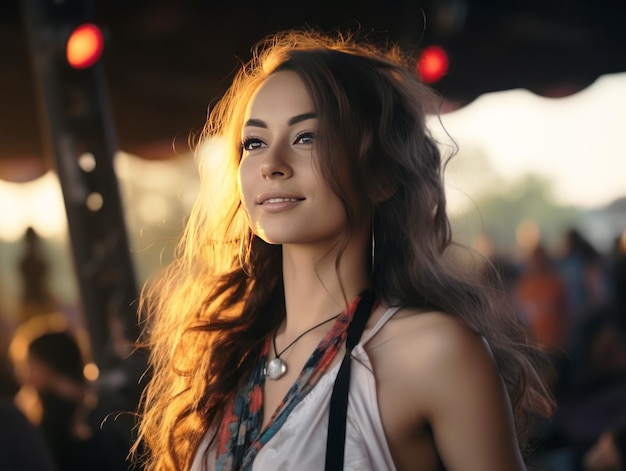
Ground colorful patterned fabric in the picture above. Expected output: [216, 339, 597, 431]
[214, 294, 364, 470]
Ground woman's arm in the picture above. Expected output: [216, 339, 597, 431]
[422, 320, 524, 470]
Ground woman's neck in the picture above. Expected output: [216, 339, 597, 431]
[280, 236, 370, 336]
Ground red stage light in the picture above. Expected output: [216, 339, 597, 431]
[66, 23, 104, 69]
[417, 45, 449, 84]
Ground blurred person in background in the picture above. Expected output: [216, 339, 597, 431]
[608, 232, 626, 323]
[0, 335, 56, 471]
[17, 227, 59, 325]
[584, 423, 626, 471]
[13, 330, 109, 471]
[576, 231, 626, 471]
[557, 229, 609, 338]
[515, 243, 569, 357]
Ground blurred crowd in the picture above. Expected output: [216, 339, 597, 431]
[496, 228, 626, 471]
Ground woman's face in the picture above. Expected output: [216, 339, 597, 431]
[238, 71, 346, 247]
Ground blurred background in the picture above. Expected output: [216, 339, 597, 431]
[0, 0, 625, 470]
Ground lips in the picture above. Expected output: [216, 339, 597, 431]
[255, 192, 305, 213]
[263, 197, 301, 204]
[256, 191, 305, 205]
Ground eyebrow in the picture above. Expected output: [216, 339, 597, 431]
[243, 112, 317, 128]
[288, 112, 317, 126]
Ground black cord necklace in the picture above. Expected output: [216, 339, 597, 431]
[265, 314, 340, 380]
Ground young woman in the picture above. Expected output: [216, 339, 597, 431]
[134, 30, 553, 470]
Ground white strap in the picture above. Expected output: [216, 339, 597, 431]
[358, 306, 402, 346]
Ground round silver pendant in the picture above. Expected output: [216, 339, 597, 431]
[266, 357, 287, 380]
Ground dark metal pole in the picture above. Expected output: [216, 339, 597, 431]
[21, 0, 141, 368]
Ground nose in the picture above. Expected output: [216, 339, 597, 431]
[260, 146, 292, 179]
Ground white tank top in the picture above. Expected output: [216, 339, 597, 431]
[191, 306, 401, 471]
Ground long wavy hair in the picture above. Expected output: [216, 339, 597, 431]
[133, 29, 553, 470]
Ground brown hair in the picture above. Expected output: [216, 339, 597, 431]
[133, 29, 553, 470]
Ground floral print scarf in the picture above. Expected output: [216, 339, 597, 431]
[214, 293, 366, 470]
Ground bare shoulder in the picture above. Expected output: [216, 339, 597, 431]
[367, 307, 524, 471]
[366, 307, 496, 380]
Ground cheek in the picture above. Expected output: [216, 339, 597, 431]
[315, 175, 342, 206]
[237, 160, 255, 211]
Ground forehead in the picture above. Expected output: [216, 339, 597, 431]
[245, 71, 314, 119]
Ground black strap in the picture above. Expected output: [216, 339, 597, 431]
[325, 289, 376, 471]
